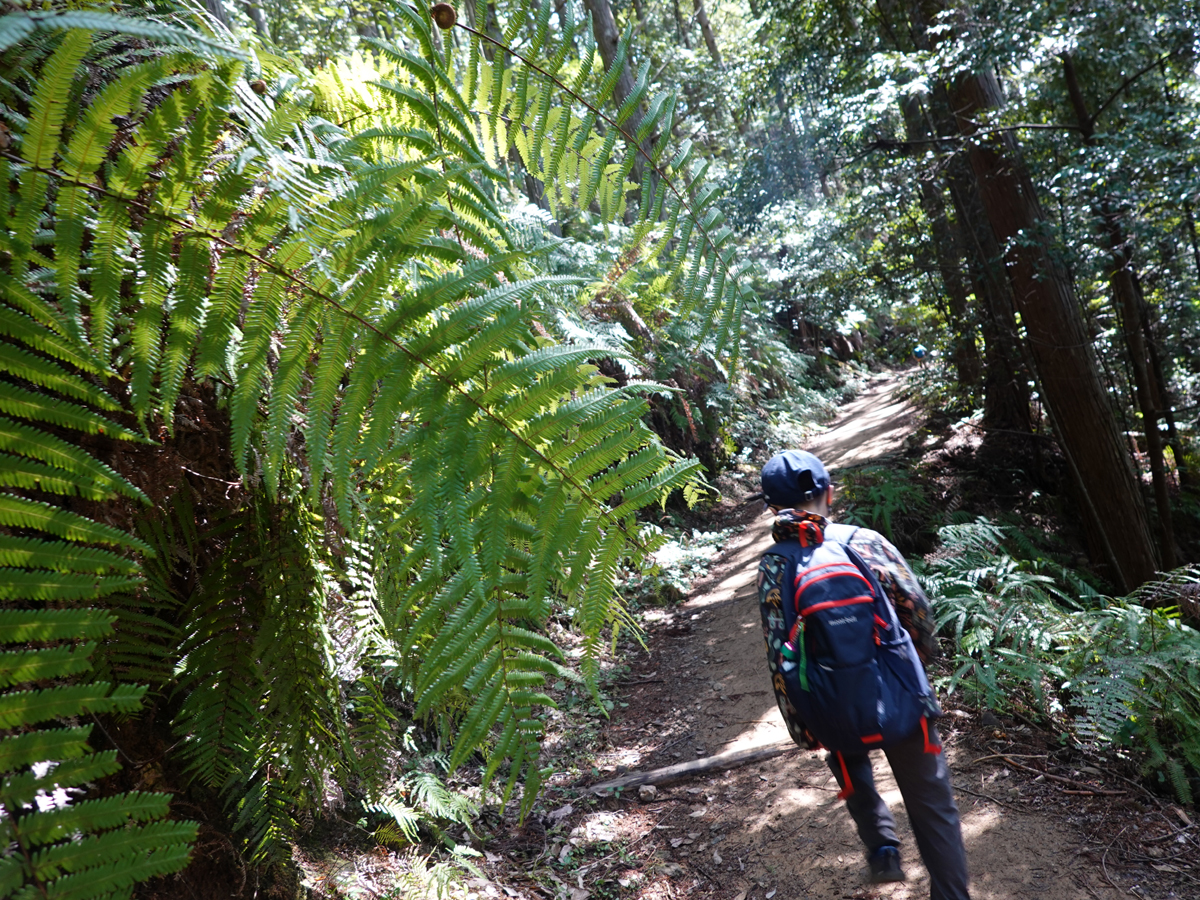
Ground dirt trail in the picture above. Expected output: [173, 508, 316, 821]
[597, 373, 1130, 900]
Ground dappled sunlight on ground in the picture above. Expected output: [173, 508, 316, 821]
[578, 372, 1135, 900]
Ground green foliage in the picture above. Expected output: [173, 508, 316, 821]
[446, 0, 755, 366]
[927, 518, 1200, 801]
[901, 357, 979, 417]
[836, 462, 935, 550]
[0, 0, 758, 871]
[170, 487, 342, 861]
[0, 612, 197, 900]
[369, 768, 479, 849]
[617, 525, 738, 608]
[0, 64, 197, 883]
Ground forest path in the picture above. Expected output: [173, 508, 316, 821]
[602, 372, 1127, 900]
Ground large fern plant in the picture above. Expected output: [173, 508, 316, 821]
[0, 13, 218, 895]
[927, 518, 1200, 802]
[0, 0, 755, 880]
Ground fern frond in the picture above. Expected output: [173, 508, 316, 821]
[0, 10, 247, 58]
[1, 3, 748, 831]
[0, 611, 195, 897]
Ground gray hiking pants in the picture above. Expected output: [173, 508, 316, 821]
[826, 722, 971, 900]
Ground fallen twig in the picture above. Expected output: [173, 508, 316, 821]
[966, 753, 1049, 766]
[1101, 826, 1133, 896]
[587, 740, 799, 794]
[1060, 788, 1127, 796]
[951, 782, 1025, 811]
[992, 754, 1123, 794]
[1143, 824, 1195, 844]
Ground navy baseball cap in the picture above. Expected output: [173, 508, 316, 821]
[760, 450, 831, 509]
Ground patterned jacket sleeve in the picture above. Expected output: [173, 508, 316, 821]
[757, 552, 820, 750]
[848, 529, 939, 664]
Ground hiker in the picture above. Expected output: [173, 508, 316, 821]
[755, 450, 970, 900]
[913, 343, 928, 367]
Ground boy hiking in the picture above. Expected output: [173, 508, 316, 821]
[755, 450, 970, 900]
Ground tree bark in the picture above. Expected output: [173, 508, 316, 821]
[693, 0, 723, 67]
[583, 0, 639, 124]
[947, 67, 1158, 588]
[201, 0, 231, 30]
[1061, 53, 1175, 569]
[875, 0, 1029, 432]
[899, 95, 983, 392]
[583, 0, 650, 206]
[1135, 280, 1192, 488]
[588, 740, 798, 793]
[939, 145, 1031, 435]
[239, 1, 268, 39]
[879, 0, 1156, 586]
[671, 0, 692, 47]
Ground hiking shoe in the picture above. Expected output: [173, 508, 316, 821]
[868, 845, 906, 883]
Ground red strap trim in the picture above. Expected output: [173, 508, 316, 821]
[860, 734, 883, 744]
[788, 619, 802, 643]
[921, 716, 942, 755]
[800, 596, 874, 617]
[873, 614, 891, 630]
[836, 751, 855, 800]
[795, 560, 864, 579]
[795, 566, 873, 593]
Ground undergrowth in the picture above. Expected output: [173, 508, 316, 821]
[901, 357, 979, 417]
[618, 525, 741, 607]
[837, 461, 937, 553]
[924, 517, 1200, 804]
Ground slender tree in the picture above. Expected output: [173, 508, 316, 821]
[945, 59, 1158, 588]
[898, 94, 982, 393]
[1061, 51, 1176, 568]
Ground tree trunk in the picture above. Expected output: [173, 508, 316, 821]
[201, 0, 231, 30]
[947, 67, 1158, 588]
[239, 1, 268, 39]
[923, 91, 1031, 434]
[878, 0, 1157, 586]
[1135, 280, 1192, 489]
[693, 0, 723, 67]
[954, 197, 1030, 431]
[899, 95, 982, 393]
[583, 0, 639, 128]
[583, 0, 649, 206]
[1060, 53, 1174, 569]
[1185, 201, 1200, 284]
[875, 0, 1029, 433]
[671, 0, 692, 47]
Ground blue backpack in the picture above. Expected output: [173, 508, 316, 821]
[764, 523, 939, 766]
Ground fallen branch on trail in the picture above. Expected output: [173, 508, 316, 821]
[588, 740, 800, 794]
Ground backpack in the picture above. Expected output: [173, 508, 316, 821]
[764, 523, 940, 763]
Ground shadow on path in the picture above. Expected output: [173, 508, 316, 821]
[601, 371, 1125, 900]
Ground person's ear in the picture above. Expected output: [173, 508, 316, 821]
[826, 485, 835, 508]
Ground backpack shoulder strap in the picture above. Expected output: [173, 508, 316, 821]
[823, 522, 860, 545]
[820, 524, 894, 622]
